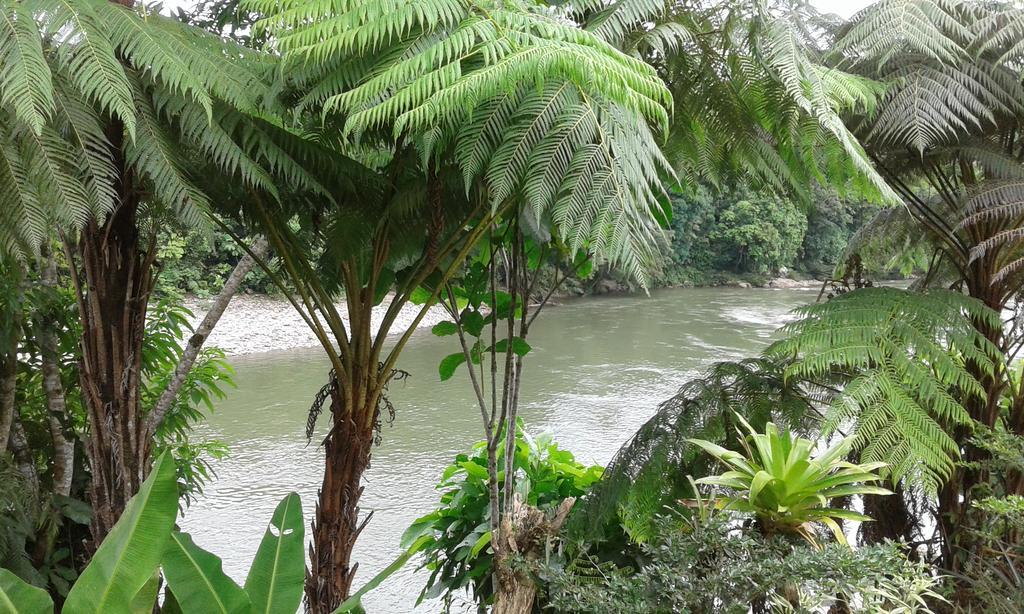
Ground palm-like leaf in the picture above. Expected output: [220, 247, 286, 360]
[768, 287, 1003, 490]
[833, 0, 1024, 301]
[566, 0, 896, 204]
[0, 0, 321, 258]
[247, 0, 674, 284]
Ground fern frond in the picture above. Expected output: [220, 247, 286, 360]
[125, 78, 210, 227]
[768, 287, 1001, 490]
[36, 0, 136, 137]
[0, 1, 53, 134]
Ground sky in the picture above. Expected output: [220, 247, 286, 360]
[161, 0, 877, 19]
[812, 0, 874, 17]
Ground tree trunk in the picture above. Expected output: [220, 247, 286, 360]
[860, 482, 914, 545]
[8, 415, 39, 496]
[1, 262, 21, 455]
[305, 383, 377, 613]
[492, 497, 575, 614]
[72, 200, 154, 545]
[936, 263, 1015, 595]
[38, 249, 74, 496]
[147, 236, 268, 434]
[40, 336, 74, 497]
[0, 349, 15, 454]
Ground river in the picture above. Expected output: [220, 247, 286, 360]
[177, 286, 817, 612]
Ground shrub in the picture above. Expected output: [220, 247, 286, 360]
[544, 514, 941, 613]
[401, 422, 602, 611]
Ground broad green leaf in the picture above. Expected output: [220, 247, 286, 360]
[0, 568, 52, 614]
[245, 493, 304, 614]
[469, 531, 492, 558]
[162, 588, 184, 614]
[409, 286, 432, 305]
[372, 269, 395, 306]
[52, 494, 92, 525]
[400, 513, 439, 549]
[820, 517, 848, 546]
[461, 311, 484, 337]
[438, 352, 466, 381]
[129, 573, 161, 613]
[64, 452, 178, 614]
[748, 470, 773, 503]
[459, 460, 489, 481]
[333, 535, 431, 613]
[492, 337, 531, 356]
[163, 532, 251, 614]
[431, 321, 458, 337]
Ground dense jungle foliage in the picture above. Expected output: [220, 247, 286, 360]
[155, 189, 881, 298]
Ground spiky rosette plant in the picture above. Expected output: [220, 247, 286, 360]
[691, 415, 892, 547]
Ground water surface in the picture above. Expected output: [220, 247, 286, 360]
[179, 287, 815, 612]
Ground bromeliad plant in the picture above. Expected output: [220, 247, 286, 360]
[690, 415, 891, 547]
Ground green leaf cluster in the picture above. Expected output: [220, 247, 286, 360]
[244, 0, 676, 285]
[430, 259, 534, 381]
[400, 422, 602, 610]
[546, 514, 941, 613]
[0, 0, 326, 258]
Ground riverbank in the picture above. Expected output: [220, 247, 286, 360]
[184, 280, 826, 356]
[184, 294, 449, 356]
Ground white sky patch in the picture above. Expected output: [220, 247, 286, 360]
[159, 1, 877, 19]
[812, 0, 874, 18]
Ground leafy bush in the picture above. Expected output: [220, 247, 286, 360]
[660, 187, 808, 284]
[154, 226, 273, 299]
[799, 193, 878, 276]
[401, 422, 603, 611]
[545, 514, 941, 613]
[142, 301, 235, 507]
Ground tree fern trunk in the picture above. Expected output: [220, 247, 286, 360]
[860, 481, 914, 546]
[305, 382, 377, 613]
[73, 199, 154, 545]
[492, 497, 575, 614]
[939, 265, 1010, 581]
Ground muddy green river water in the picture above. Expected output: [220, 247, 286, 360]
[178, 286, 816, 612]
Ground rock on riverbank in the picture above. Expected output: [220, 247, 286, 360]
[184, 295, 448, 356]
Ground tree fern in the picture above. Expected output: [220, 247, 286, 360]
[0, 1, 52, 135]
[768, 287, 1002, 490]
[564, 0, 895, 205]
[248, 0, 675, 285]
[0, 0, 329, 257]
